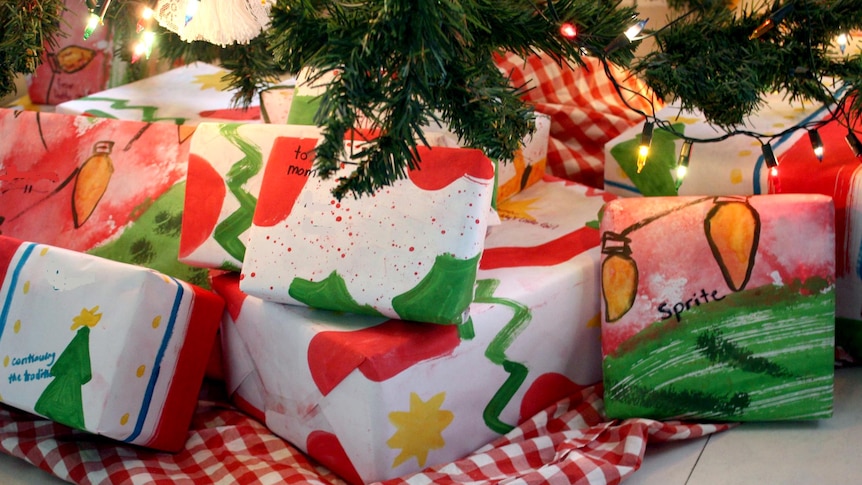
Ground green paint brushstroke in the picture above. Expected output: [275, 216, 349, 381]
[80, 97, 189, 124]
[391, 253, 481, 324]
[604, 279, 835, 421]
[609, 123, 684, 196]
[286, 94, 321, 125]
[289, 270, 383, 316]
[88, 182, 211, 289]
[473, 278, 532, 434]
[212, 123, 263, 265]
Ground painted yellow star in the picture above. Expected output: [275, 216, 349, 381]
[70, 306, 102, 331]
[496, 196, 540, 222]
[193, 70, 231, 91]
[387, 392, 454, 468]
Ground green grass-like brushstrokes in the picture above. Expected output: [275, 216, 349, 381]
[604, 278, 835, 421]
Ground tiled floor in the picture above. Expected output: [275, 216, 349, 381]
[1, 366, 860, 484]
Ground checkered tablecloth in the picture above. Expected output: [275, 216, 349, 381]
[494, 52, 659, 189]
[0, 381, 730, 485]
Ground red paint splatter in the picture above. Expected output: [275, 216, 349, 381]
[407, 147, 494, 190]
[480, 226, 600, 269]
[179, 153, 226, 258]
[306, 431, 363, 485]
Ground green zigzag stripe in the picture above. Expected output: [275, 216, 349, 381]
[79, 97, 188, 124]
[391, 253, 480, 325]
[212, 124, 263, 264]
[474, 278, 532, 434]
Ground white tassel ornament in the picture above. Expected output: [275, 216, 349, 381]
[154, 0, 274, 46]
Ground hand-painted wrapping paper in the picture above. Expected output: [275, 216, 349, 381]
[215, 176, 609, 483]
[239, 137, 496, 325]
[179, 123, 324, 271]
[0, 236, 224, 452]
[26, 0, 113, 105]
[0, 108, 209, 288]
[603, 97, 862, 363]
[54, 62, 262, 125]
[600, 194, 835, 421]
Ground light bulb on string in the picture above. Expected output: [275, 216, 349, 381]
[84, 12, 100, 40]
[675, 140, 693, 190]
[625, 18, 648, 40]
[838, 33, 849, 54]
[605, 17, 647, 54]
[138, 6, 154, 33]
[636, 121, 654, 173]
[808, 129, 824, 162]
[83, 0, 112, 40]
[762, 142, 779, 177]
[749, 3, 794, 40]
[560, 22, 577, 40]
[131, 41, 146, 63]
[847, 131, 862, 158]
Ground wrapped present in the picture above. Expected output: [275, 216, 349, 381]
[603, 97, 862, 363]
[0, 236, 224, 452]
[239, 135, 495, 325]
[0, 108, 209, 288]
[54, 62, 262, 125]
[214, 176, 608, 483]
[600, 194, 835, 421]
[27, 0, 113, 105]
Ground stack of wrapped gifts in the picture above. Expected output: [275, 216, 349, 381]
[0, 60, 846, 484]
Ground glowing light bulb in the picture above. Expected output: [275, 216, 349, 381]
[636, 122, 654, 173]
[84, 12, 100, 40]
[131, 42, 146, 63]
[838, 33, 848, 54]
[808, 129, 824, 161]
[625, 18, 648, 40]
[143, 31, 156, 58]
[675, 140, 692, 189]
[560, 22, 577, 39]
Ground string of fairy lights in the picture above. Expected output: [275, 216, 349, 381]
[78, 0, 861, 189]
[590, 9, 862, 188]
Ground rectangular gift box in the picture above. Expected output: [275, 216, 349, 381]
[54, 62, 262, 125]
[0, 236, 224, 452]
[27, 0, 113, 105]
[600, 194, 836, 421]
[215, 176, 608, 484]
[0, 108, 210, 288]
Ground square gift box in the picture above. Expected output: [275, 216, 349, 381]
[54, 62, 262, 125]
[0, 236, 224, 452]
[600, 194, 836, 421]
[215, 176, 608, 484]
[0, 108, 210, 288]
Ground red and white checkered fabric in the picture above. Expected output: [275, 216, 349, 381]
[493, 53, 660, 189]
[0, 382, 730, 485]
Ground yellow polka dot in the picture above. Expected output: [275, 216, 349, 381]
[13, 320, 21, 334]
[738, 150, 752, 157]
[40, 247, 49, 256]
[22, 281, 30, 294]
[730, 169, 743, 184]
[3, 356, 8, 367]
[136, 365, 146, 378]
[152, 315, 162, 329]
[120, 413, 130, 426]
[773, 122, 785, 129]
